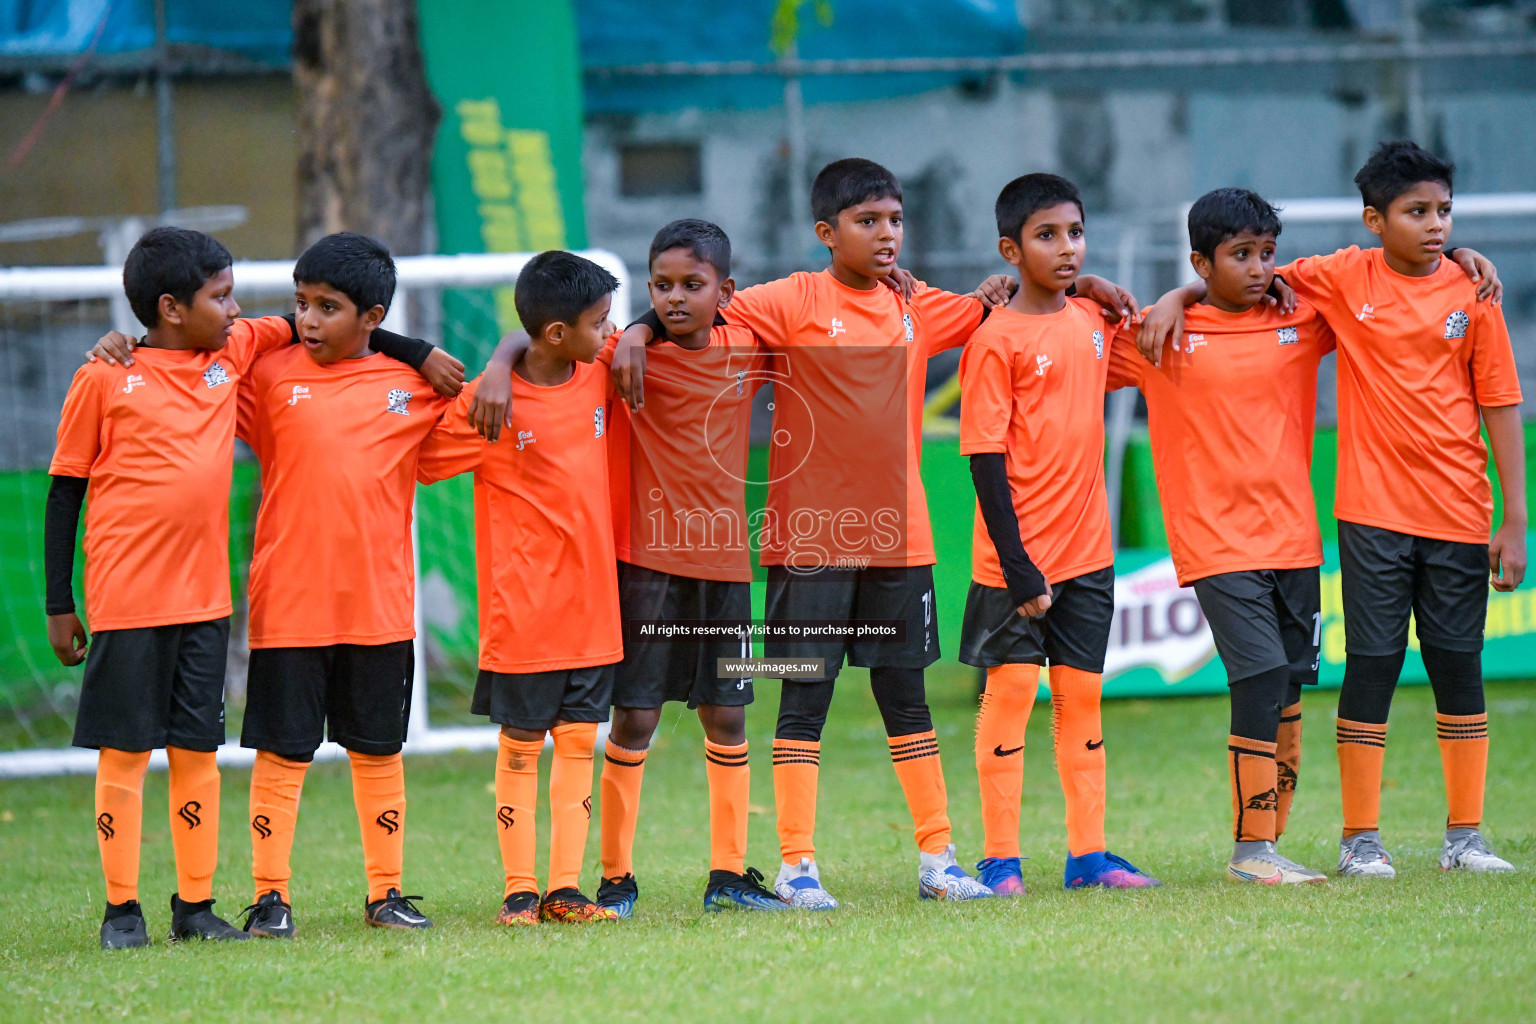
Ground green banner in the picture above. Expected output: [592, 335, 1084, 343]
[418, 0, 588, 337]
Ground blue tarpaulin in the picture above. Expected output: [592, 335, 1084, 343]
[0, 0, 290, 62]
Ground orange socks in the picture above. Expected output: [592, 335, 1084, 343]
[772, 739, 820, 864]
[166, 747, 220, 903]
[599, 739, 648, 880]
[705, 739, 750, 874]
[249, 751, 309, 903]
[887, 730, 951, 855]
[95, 748, 151, 905]
[1436, 712, 1488, 830]
[974, 664, 1039, 859]
[1049, 666, 1106, 857]
[1274, 701, 1302, 838]
[348, 751, 406, 902]
[547, 722, 599, 892]
[1336, 718, 1387, 836]
[1228, 736, 1279, 842]
[495, 733, 543, 897]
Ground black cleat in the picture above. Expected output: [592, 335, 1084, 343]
[239, 889, 296, 938]
[704, 867, 792, 912]
[595, 873, 639, 919]
[169, 894, 251, 941]
[365, 888, 432, 929]
[100, 900, 150, 950]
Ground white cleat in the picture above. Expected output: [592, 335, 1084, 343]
[918, 844, 994, 901]
[1440, 829, 1515, 873]
[774, 858, 840, 910]
[1338, 830, 1396, 878]
[1227, 841, 1326, 885]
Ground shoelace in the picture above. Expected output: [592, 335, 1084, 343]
[1450, 832, 1491, 858]
[382, 893, 427, 917]
[1349, 834, 1391, 863]
[739, 866, 779, 899]
[1103, 852, 1143, 874]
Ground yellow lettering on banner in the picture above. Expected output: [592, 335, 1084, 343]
[506, 129, 566, 248]
[457, 98, 504, 147]
[494, 287, 520, 335]
[1320, 569, 1344, 622]
[1487, 589, 1535, 640]
[467, 150, 513, 201]
[479, 204, 523, 253]
[1323, 620, 1347, 666]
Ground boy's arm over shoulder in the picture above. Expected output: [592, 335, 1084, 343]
[912, 281, 986, 355]
[1470, 299, 1523, 408]
[417, 377, 488, 484]
[719, 275, 805, 349]
[1276, 246, 1359, 308]
[1105, 321, 1146, 391]
[372, 328, 465, 399]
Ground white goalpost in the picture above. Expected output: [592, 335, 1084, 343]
[0, 249, 631, 778]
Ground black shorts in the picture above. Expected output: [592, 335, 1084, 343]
[958, 567, 1115, 673]
[473, 665, 614, 732]
[615, 561, 754, 709]
[763, 564, 939, 682]
[1338, 520, 1489, 655]
[1191, 567, 1321, 687]
[73, 618, 230, 753]
[241, 641, 414, 760]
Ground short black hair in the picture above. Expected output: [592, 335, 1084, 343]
[995, 173, 1084, 242]
[1354, 140, 1454, 212]
[1187, 187, 1283, 260]
[810, 158, 902, 225]
[649, 218, 731, 278]
[293, 232, 396, 315]
[514, 250, 620, 339]
[122, 226, 232, 328]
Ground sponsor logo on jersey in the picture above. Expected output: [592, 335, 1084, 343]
[1444, 309, 1469, 339]
[122, 374, 145, 394]
[1355, 303, 1375, 322]
[288, 385, 311, 405]
[1183, 333, 1206, 354]
[203, 362, 231, 388]
[515, 429, 536, 450]
[386, 388, 412, 415]
[827, 317, 846, 338]
[1035, 353, 1052, 376]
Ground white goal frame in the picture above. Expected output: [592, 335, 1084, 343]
[0, 250, 631, 778]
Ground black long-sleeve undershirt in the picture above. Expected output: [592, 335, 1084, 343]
[44, 474, 88, 616]
[280, 315, 436, 369]
[969, 453, 1048, 607]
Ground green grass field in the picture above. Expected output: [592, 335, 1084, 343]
[3, 671, 1534, 1022]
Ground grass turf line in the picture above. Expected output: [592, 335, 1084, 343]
[2, 672, 1534, 1022]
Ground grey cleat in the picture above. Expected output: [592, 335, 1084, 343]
[1439, 829, 1515, 873]
[1338, 830, 1396, 878]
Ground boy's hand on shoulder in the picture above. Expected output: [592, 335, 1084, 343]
[1073, 274, 1138, 324]
[1137, 294, 1186, 367]
[421, 348, 466, 399]
[47, 612, 88, 667]
[1266, 275, 1298, 314]
[468, 373, 510, 441]
[881, 266, 918, 302]
[1451, 247, 1502, 304]
[87, 331, 137, 367]
[1490, 521, 1526, 592]
[612, 325, 652, 412]
[968, 274, 1017, 309]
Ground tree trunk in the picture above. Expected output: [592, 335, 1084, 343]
[292, 0, 441, 256]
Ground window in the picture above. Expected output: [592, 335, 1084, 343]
[618, 142, 703, 198]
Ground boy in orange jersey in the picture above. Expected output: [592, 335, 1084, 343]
[1105, 188, 1335, 884]
[235, 234, 453, 935]
[960, 173, 1160, 895]
[417, 250, 623, 925]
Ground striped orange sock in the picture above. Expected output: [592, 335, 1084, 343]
[166, 746, 220, 903]
[349, 751, 406, 902]
[495, 732, 543, 897]
[599, 739, 647, 880]
[888, 730, 951, 855]
[96, 748, 150, 905]
[1228, 735, 1279, 842]
[547, 722, 598, 892]
[974, 664, 1039, 859]
[1049, 666, 1106, 857]
[1336, 718, 1388, 836]
[250, 750, 309, 903]
[772, 739, 820, 864]
[705, 739, 750, 874]
[1436, 712, 1489, 830]
[1274, 700, 1302, 839]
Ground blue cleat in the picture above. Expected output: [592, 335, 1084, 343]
[703, 868, 791, 912]
[975, 856, 1026, 897]
[774, 858, 840, 910]
[595, 874, 638, 919]
[1064, 850, 1160, 889]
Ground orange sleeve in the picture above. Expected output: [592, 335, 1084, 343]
[596, 330, 619, 369]
[914, 285, 986, 355]
[1105, 324, 1146, 391]
[1277, 250, 1349, 309]
[228, 316, 295, 374]
[49, 366, 104, 477]
[1469, 300, 1523, 408]
[958, 338, 1013, 456]
[416, 380, 486, 484]
[720, 277, 802, 349]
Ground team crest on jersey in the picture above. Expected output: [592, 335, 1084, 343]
[385, 388, 411, 415]
[1444, 310, 1469, 339]
[735, 369, 747, 396]
[594, 406, 605, 438]
[1091, 330, 1104, 358]
[1276, 326, 1299, 346]
[203, 362, 231, 388]
[902, 312, 914, 345]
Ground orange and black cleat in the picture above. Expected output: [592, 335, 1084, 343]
[496, 891, 541, 926]
[539, 887, 618, 923]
